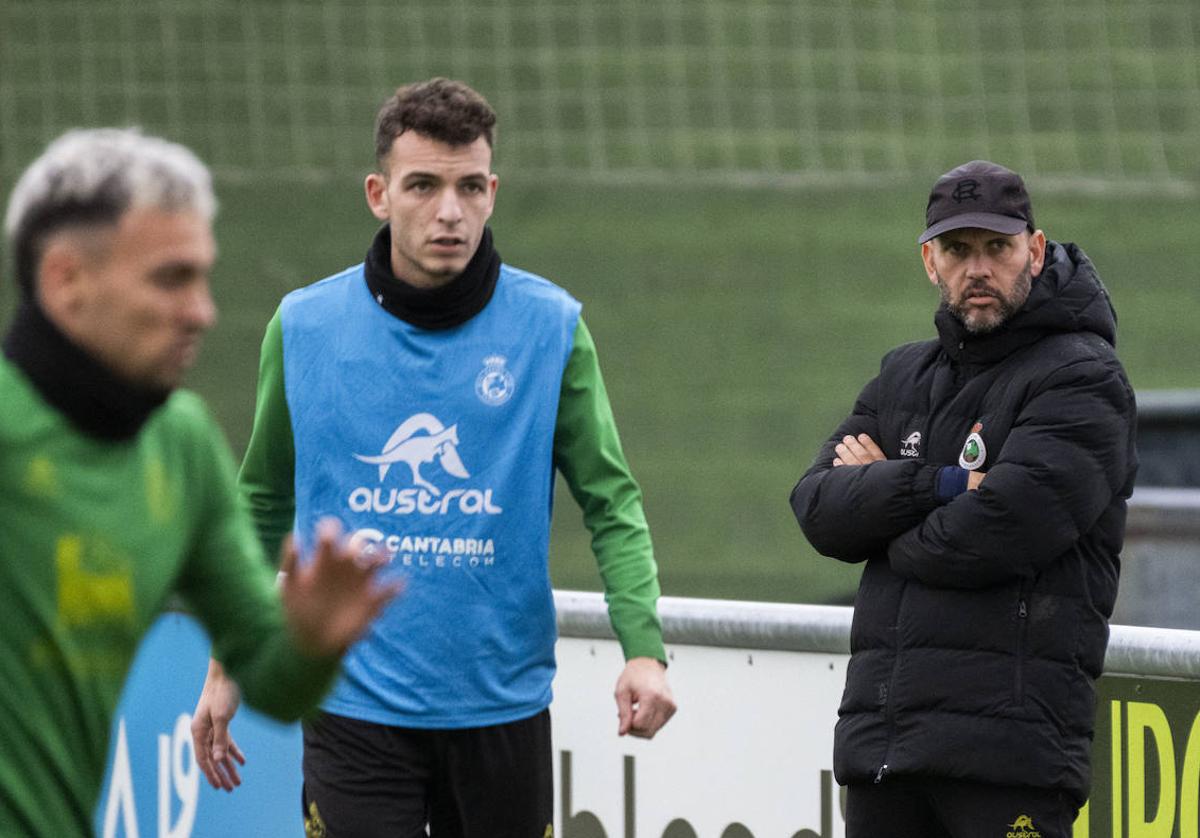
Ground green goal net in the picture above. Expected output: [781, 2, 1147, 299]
[2, 0, 1197, 193]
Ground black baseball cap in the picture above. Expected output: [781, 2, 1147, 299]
[918, 160, 1035, 244]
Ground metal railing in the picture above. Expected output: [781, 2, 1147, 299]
[555, 586, 1200, 681]
[1126, 487, 1200, 539]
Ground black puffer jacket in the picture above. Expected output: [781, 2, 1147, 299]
[790, 241, 1137, 804]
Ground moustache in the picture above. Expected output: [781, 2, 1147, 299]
[962, 283, 1000, 300]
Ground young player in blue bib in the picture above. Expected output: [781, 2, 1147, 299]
[191, 78, 676, 838]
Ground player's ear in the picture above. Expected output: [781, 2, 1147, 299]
[37, 237, 88, 315]
[364, 172, 390, 221]
[484, 173, 499, 218]
[1028, 229, 1047, 277]
[921, 241, 938, 286]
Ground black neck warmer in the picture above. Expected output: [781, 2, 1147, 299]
[3, 299, 169, 440]
[363, 224, 500, 330]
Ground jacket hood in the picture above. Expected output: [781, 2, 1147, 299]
[936, 240, 1118, 363]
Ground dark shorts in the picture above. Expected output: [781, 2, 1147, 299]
[845, 775, 1079, 838]
[300, 709, 552, 838]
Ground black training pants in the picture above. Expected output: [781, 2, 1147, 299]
[845, 774, 1079, 838]
[300, 709, 553, 838]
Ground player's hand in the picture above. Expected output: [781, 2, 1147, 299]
[279, 518, 403, 658]
[615, 657, 676, 739]
[832, 433, 886, 466]
[968, 470, 986, 490]
[191, 658, 246, 792]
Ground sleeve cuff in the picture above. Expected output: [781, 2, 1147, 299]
[935, 466, 970, 503]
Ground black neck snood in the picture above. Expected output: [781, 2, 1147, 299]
[3, 299, 169, 440]
[363, 225, 500, 330]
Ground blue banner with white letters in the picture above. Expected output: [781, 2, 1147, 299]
[94, 614, 304, 838]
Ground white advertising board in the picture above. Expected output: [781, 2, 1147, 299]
[551, 636, 848, 838]
[96, 603, 1200, 836]
[97, 617, 850, 837]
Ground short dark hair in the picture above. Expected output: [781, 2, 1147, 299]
[373, 78, 497, 170]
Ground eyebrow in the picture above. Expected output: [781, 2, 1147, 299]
[151, 259, 207, 276]
[400, 170, 489, 184]
[400, 171, 440, 184]
[939, 234, 1012, 249]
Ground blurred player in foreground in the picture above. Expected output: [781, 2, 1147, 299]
[790, 160, 1137, 837]
[0, 128, 399, 837]
[191, 77, 675, 837]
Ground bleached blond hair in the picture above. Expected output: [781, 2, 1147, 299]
[4, 127, 216, 293]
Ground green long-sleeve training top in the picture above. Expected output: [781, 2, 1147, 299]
[0, 358, 340, 837]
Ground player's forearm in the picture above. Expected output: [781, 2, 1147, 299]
[587, 488, 664, 661]
[217, 622, 339, 721]
[183, 502, 336, 719]
[791, 457, 942, 560]
[601, 559, 666, 662]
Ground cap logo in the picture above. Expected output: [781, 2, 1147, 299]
[951, 179, 981, 203]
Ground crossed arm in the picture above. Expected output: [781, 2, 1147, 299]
[792, 360, 1134, 590]
[789, 376, 950, 561]
[833, 431, 985, 489]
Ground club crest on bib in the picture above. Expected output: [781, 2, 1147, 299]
[958, 421, 987, 470]
[476, 355, 515, 406]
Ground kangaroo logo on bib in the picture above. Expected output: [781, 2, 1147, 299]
[476, 355, 514, 406]
[353, 413, 470, 495]
[958, 421, 987, 470]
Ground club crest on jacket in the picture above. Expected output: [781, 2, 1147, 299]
[958, 421, 986, 470]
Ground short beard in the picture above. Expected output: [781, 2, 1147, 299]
[938, 256, 1033, 335]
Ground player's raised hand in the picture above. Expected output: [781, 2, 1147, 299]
[279, 518, 403, 657]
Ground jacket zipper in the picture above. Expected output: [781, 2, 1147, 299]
[1014, 582, 1030, 705]
[876, 581, 908, 783]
